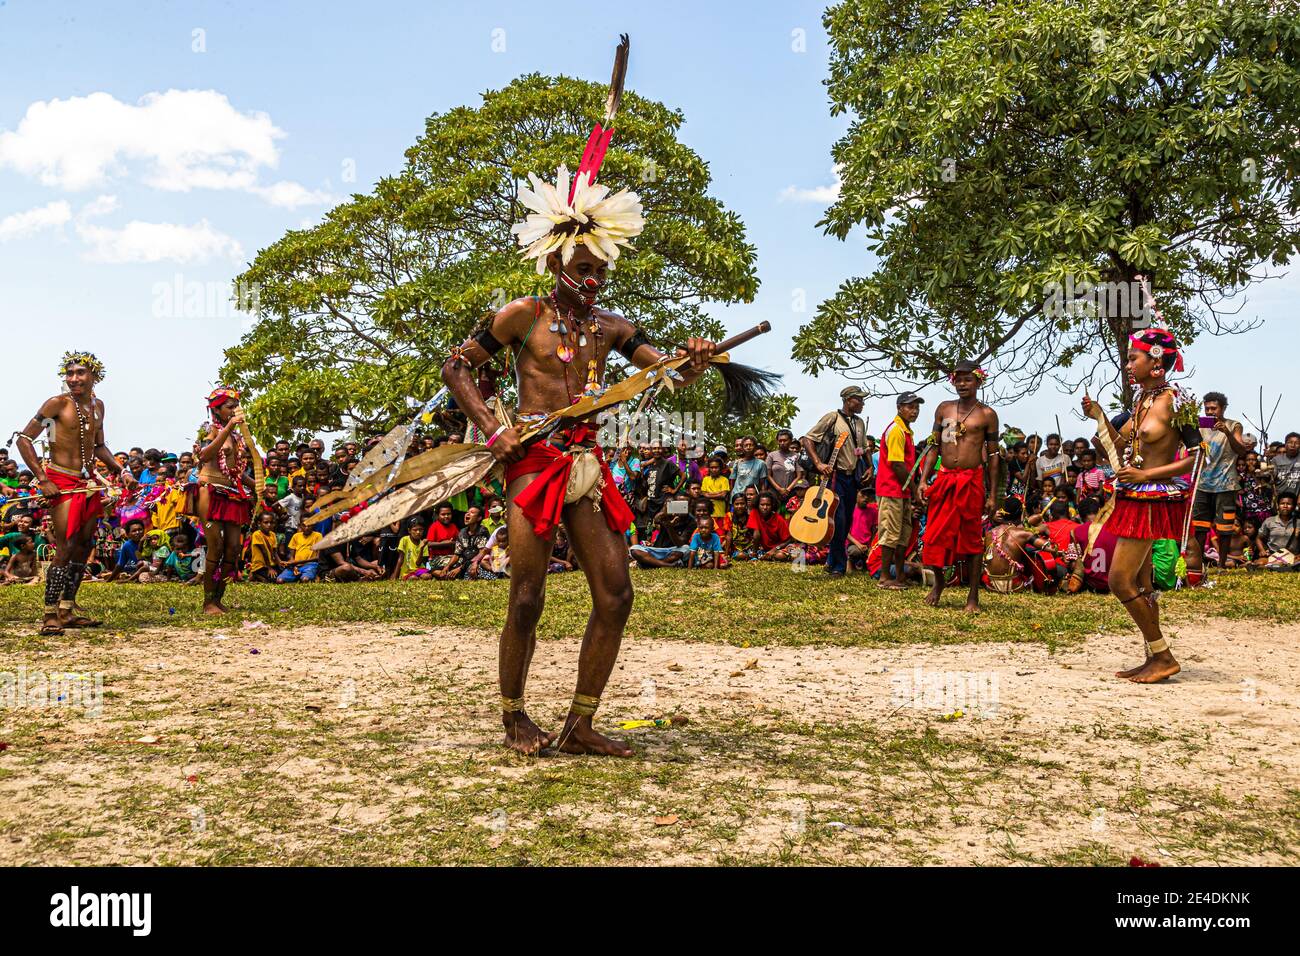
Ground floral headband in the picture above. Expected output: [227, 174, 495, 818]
[59, 350, 106, 382]
[1129, 328, 1184, 372]
[207, 386, 240, 410]
[949, 364, 988, 384]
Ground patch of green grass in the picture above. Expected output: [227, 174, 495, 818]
[8, 563, 1293, 649]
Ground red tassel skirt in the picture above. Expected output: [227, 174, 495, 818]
[1106, 496, 1188, 540]
[184, 483, 253, 526]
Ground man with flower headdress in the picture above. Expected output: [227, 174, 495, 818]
[919, 359, 1000, 613]
[183, 387, 257, 614]
[11, 351, 137, 634]
[442, 36, 723, 757]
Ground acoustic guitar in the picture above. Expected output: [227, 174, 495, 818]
[791, 432, 850, 546]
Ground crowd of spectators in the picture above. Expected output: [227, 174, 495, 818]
[2, 397, 1298, 592]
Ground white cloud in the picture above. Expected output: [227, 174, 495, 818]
[251, 180, 336, 208]
[76, 218, 243, 264]
[0, 89, 330, 206]
[0, 200, 71, 242]
[77, 194, 120, 221]
[780, 166, 842, 204]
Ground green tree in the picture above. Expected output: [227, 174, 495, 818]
[796, 0, 1300, 401]
[223, 73, 791, 443]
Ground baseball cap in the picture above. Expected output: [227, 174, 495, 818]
[896, 391, 925, 407]
[840, 385, 867, 401]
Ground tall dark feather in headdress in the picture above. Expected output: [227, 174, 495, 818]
[604, 34, 629, 124]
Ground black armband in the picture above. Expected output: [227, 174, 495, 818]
[473, 326, 505, 357]
[618, 327, 654, 362]
[1179, 424, 1203, 452]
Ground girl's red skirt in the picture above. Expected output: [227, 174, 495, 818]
[183, 483, 253, 526]
[1105, 496, 1188, 540]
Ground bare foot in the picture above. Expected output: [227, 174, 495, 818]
[1115, 662, 1147, 679]
[964, 598, 980, 614]
[1127, 653, 1180, 684]
[555, 715, 633, 757]
[924, 585, 942, 607]
[876, 579, 905, 590]
[202, 603, 226, 616]
[502, 711, 555, 756]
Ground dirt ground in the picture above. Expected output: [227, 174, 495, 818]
[1, 617, 1296, 865]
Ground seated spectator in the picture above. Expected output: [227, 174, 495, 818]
[161, 529, 202, 584]
[846, 487, 878, 572]
[1042, 501, 1078, 554]
[441, 506, 491, 580]
[1066, 498, 1117, 594]
[750, 491, 801, 561]
[483, 525, 510, 577]
[687, 515, 726, 569]
[278, 524, 323, 583]
[106, 519, 151, 582]
[548, 527, 574, 574]
[247, 511, 282, 582]
[396, 520, 430, 580]
[1258, 492, 1300, 570]
[0, 534, 38, 585]
[424, 504, 460, 574]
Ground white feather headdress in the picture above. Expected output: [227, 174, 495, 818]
[511, 164, 645, 275]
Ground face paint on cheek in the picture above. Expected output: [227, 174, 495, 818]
[560, 270, 602, 304]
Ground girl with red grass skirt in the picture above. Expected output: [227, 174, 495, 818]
[183, 388, 255, 614]
[1083, 328, 1201, 684]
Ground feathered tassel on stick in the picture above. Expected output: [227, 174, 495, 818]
[714, 360, 783, 418]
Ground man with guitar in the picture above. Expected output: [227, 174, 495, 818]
[12, 350, 138, 635]
[919, 361, 1000, 613]
[800, 386, 871, 577]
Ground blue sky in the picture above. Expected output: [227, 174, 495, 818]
[1, 0, 1295, 454]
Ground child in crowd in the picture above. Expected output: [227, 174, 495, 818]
[700, 457, 731, 519]
[396, 520, 430, 579]
[162, 530, 202, 584]
[278, 524, 323, 583]
[107, 519, 151, 582]
[0, 534, 39, 585]
[846, 487, 878, 572]
[248, 511, 282, 582]
[688, 515, 726, 569]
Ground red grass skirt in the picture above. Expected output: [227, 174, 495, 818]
[183, 483, 253, 526]
[1105, 496, 1188, 540]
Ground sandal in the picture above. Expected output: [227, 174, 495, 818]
[60, 615, 102, 629]
[39, 620, 64, 636]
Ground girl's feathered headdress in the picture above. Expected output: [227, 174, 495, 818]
[510, 35, 644, 274]
[60, 350, 105, 382]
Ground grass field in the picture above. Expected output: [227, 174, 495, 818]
[1, 566, 1298, 865]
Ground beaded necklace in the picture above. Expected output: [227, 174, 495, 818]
[1128, 383, 1172, 467]
[548, 292, 604, 404]
[71, 396, 95, 478]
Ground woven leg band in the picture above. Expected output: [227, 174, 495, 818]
[570, 693, 600, 717]
[501, 696, 526, 714]
[1145, 638, 1169, 655]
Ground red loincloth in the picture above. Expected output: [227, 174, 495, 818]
[47, 469, 103, 539]
[505, 425, 633, 538]
[921, 465, 986, 567]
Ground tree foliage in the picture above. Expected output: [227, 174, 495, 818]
[223, 73, 793, 443]
[797, 0, 1300, 401]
